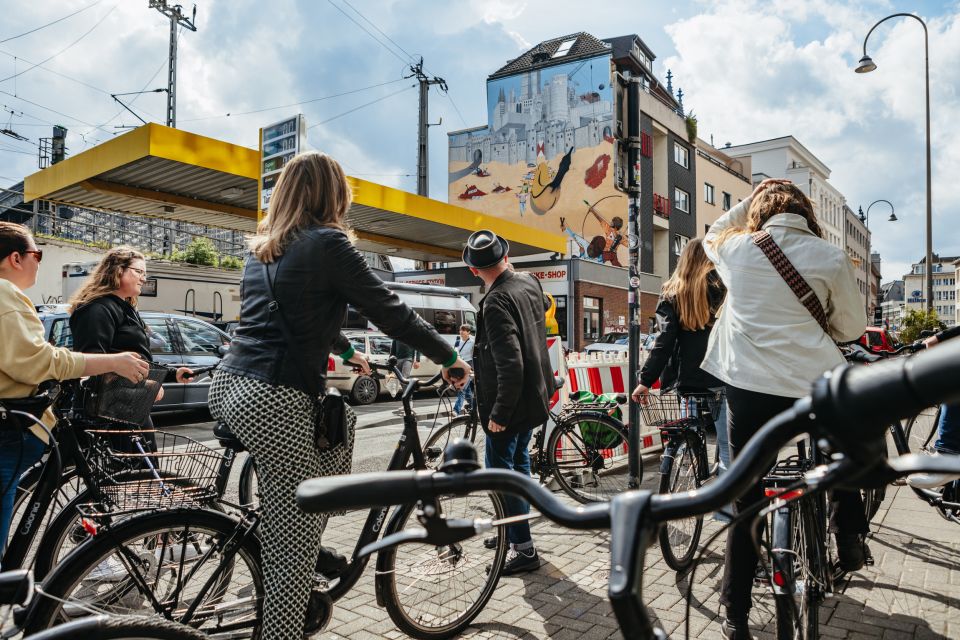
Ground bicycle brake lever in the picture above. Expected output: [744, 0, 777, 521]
[357, 516, 492, 560]
[358, 528, 429, 559]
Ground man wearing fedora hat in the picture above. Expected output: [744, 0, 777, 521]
[464, 229, 555, 575]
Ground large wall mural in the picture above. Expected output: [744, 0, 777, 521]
[449, 53, 626, 266]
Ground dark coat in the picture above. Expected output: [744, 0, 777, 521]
[221, 227, 454, 397]
[474, 270, 555, 435]
[639, 274, 726, 394]
[70, 295, 152, 362]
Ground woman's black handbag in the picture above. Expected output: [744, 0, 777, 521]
[262, 261, 348, 451]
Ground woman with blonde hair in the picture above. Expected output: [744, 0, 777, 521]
[69, 247, 194, 419]
[631, 238, 730, 509]
[1, 223, 148, 557]
[702, 179, 866, 640]
[209, 151, 470, 638]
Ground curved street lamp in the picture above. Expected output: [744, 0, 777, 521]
[858, 199, 898, 226]
[855, 13, 933, 312]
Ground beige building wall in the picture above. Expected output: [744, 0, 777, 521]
[903, 257, 958, 327]
[843, 205, 871, 316]
[695, 140, 752, 238]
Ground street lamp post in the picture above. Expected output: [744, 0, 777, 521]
[856, 13, 933, 313]
[858, 200, 897, 320]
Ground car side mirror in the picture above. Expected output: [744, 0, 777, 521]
[218, 344, 230, 357]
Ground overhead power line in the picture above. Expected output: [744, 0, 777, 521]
[179, 77, 409, 123]
[0, 5, 118, 84]
[341, 0, 415, 62]
[326, 0, 408, 64]
[307, 84, 415, 129]
[0, 0, 105, 44]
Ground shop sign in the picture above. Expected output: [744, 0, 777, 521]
[259, 115, 306, 214]
[396, 273, 446, 286]
[516, 266, 568, 283]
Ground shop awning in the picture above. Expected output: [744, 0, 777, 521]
[23, 123, 564, 262]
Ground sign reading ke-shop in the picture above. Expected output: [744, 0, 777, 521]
[259, 114, 307, 214]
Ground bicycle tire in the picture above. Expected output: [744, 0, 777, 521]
[33, 474, 225, 581]
[422, 415, 485, 470]
[861, 485, 886, 523]
[24, 508, 263, 639]
[27, 614, 210, 640]
[7, 465, 85, 570]
[546, 412, 632, 503]
[237, 455, 259, 509]
[772, 498, 823, 640]
[376, 492, 507, 639]
[657, 434, 704, 571]
[904, 408, 940, 454]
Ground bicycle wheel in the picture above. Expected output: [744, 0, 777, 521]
[657, 434, 704, 571]
[7, 465, 85, 570]
[237, 455, 259, 509]
[24, 508, 263, 639]
[422, 415, 485, 470]
[27, 614, 210, 639]
[377, 492, 507, 639]
[772, 498, 824, 640]
[547, 412, 632, 503]
[861, 485, 886, 523]
[904, 407, 940, 454]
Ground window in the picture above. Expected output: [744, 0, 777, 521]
[722, 192, 732, 211]
[640, 131, 652, 158]
[552, 38, 577, 58]
[144, 317, 176, 355]
[176, 319, 226, 356]
[553, 295, 568, 343]
[583, 296, 602, 343]
[349, 336, 366, 354]
[704, 183, 715, 205]
[674, 187, 690, 213]
[48, 318, 73, 348]
[369, 336, 393, 356]
[673, 142, 689, 169]
[673, 234, 690, 255]
[433, 310, 458, 335]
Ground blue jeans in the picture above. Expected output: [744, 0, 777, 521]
[453, 380, 474, 414]
[485, 429, 533, 548]
[934, 403, 960, 454]
[0, 430, 47, 561]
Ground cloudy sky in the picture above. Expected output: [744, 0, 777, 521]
[1, 0, 957, 281]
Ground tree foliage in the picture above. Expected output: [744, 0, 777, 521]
[899, 308, 945, 343]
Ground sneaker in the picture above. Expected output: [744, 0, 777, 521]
[502, 548, 540, 575]
[721, 618, 754, 640]
[483, 535, 499, 549]
[907, 452, 960, 489]
[835, 533, 866, 572]
[315, 545, 348, 577]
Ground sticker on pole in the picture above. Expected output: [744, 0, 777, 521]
[629, 276, 640, 288]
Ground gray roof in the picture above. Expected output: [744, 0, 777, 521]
[489, 32, 611, 80]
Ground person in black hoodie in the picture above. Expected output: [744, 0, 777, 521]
[631, 239, 730, 485]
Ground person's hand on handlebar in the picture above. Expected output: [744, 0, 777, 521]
[175, 367, 195, 383]
[346, 351, 371, 375]
[923, 335, 938, 349]
[442, 356, 471, 389]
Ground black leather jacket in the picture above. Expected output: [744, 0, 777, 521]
[220, 227, 455, 397]
[639, 274, 726, 393]
[474, 270, 556, 435]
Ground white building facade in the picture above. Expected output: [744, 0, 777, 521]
[903, 255, 958, 327]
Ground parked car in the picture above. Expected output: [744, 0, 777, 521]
[326, 330, 442, 404]
[858, 326, 900, 353]
[583, 332, 629, 354]
[40, 311, 231, 413]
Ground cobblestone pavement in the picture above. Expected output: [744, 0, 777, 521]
[320, 414, 960, 640]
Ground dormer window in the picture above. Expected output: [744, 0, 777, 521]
[552, 38, 577, 58]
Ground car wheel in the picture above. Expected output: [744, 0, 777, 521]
[351, 375, 380, 405]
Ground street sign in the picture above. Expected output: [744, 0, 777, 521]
[259, 114, 306, 217]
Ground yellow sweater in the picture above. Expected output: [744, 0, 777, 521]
[0, 279, 86, 441]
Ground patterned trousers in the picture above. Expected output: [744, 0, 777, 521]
[209, 371, 355, 640]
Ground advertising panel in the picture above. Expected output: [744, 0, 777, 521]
[259, 114, 306, 216]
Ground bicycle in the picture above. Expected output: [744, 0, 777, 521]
[637, 390, 723, 570]
[421, 375, 632, 503]
[25, 360, 506, 640]
[296, 337, 960, 639]
[1, 569, 209, 639]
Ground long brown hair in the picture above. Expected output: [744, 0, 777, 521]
[69, 246, 145, 311]
[716, 182, 822, 246]
[661, 239, 717, 330]
[249, 151, 353, 262]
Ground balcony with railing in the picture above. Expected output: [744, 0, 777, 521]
[653, 194, 671, 219]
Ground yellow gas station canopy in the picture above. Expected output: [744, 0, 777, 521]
[23, 123, 564, 262]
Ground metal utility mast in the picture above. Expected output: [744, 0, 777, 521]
[149, 1, 197, 128]
[408, 58, 447, 196]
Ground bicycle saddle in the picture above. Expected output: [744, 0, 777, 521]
[212, 422, 246, 452]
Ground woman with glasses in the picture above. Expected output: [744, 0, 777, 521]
[0, 223, 149, 559]
[68, 247, 194, 434]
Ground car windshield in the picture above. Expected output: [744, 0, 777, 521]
[601, 332, 628, 344]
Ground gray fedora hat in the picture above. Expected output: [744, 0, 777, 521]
[462, 230, 509, 269]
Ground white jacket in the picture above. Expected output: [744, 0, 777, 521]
[702, 196, 866, 398]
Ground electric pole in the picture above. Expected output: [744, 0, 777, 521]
[149, 1, 197, 128]
[408, 58, 446, 197]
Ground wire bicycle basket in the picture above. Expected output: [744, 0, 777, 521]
[78, 429, 223, 518]
[83, 365, 168, 426]
[638, 391, 724, 429]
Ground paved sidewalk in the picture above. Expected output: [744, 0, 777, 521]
[320, 418, 959, 640]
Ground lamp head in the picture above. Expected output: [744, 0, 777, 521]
[855, 55, 877, 73]
[888, 212, 898, 222]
